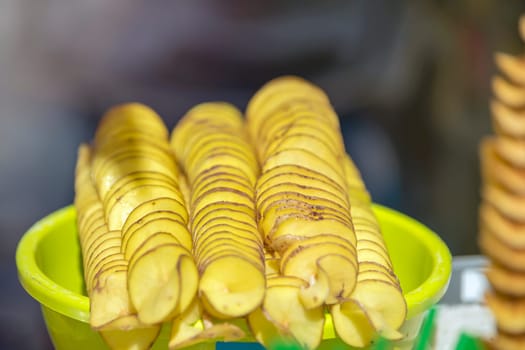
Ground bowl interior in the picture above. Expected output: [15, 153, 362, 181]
[17, 204, 451, 332]
[36, 209, 85, 295]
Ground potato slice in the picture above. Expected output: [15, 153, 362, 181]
[186, 145, 258, 175]
[95, 129, 172, 153]
[263, 133, 342, 168]
[89, 269, 133, 329]
[260, 119, 344, 160]
[356, 249, 394, 271]
[491, 100, 525, 138]
[258, 190, 352, 219]
[262, 148, 346, 188]
[486, 263, 525, 297]
[485, 292, 525, 334]
[187, 152, 258, 185]
[93, 152, 178, 191]
[94, 156, 179, 202]
[248, 307, 288, 349]
[100, 321, 161, 350]
[170, 319, 244, 350]
[128, 243, 198, 324]
[88, 250, 125, 286]
[191, 172, 252, 200]
[256, 164, 347, 197]
[198, 248, 264, 272]
[85, 232, 122, 268]
[257, 107, 342, 151]
[281, 240, 357, 304]
[264, 252, 281, 277]
[270, 216, 356, 252]
[192, 215, 260, 243]
[266, 275, 308, 288]
[101, 171, 178, 207]
[171, 102, 244, 153]
[493, 136, 525, 168]
[102, 177, 181, 216]
[88, 259, 128, 293]
[479, 227, 525, 272]
[255, 281, 324, 350]
[122, 197, 188, 234]
[80, 222, 113, 252]
[195, 233, 263, 258]
[246, 76, 332, 137]
[495, 52, 525, 86]
[194, 230, 263, 255]
[184, 136, 258, 170]
[191, 188, 255, 218]
[191, 164, 254, 187]
[257, 173, 348, 207]
[199, 255, 265, 318]
[191, 202, 256, 233]
[330, 300, 377, 348]
[193, 219, 260, 239]
[124, 221, 192, 260]
[92, 144, 177, 175]
[492, 76, 525, 108]
[483, 183, 525, 223]
[77, 204, 105, 230]
[357, 239, 392, 263]
[94, 103, 168, 140]
[481, 138, 525, 194]
[106, 184, 184, 230]
[191, 179, 254, 208]
[358, 261, 399, 285]
[350, 279, 406, 332]
[492, 331, 525, 350]
[259, 202, 352, 238]
[257, 182, 350, 212]
[347, 187, 372, 206]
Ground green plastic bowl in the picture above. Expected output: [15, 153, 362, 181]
[16, 204, 451, 349]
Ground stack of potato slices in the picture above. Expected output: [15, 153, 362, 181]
[331, 155, 406, 347]
[74, 77, 406, 350]
[246, 77, 358, 307]
[75, 104, 199, 349]
[479, 15, 525, 350]
[171, 102, 265, 321]
[245, 76, 405, 348]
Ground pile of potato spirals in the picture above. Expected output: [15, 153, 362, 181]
[74, 76, 406, 350]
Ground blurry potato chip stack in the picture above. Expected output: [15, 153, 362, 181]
[73, 76, 407, 350]
[479, 15, 525, 350]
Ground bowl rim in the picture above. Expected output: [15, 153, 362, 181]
[375, 204, 452, 318]
[16, 206, 90, 321]
[16, 204, 451, 323]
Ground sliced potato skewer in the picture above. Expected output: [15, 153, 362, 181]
[331, 155, 406, 348]
[92, 103, 198, 325]
[247, 76, 358, 306]
[74, 144, 161, 349]
[171, 102, 265, 319]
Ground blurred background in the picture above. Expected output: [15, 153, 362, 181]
[2, 0, 525, 348]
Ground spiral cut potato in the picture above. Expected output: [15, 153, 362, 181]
[74, 103, 202, 349]
[74, 145, 160, 349]
[330, 156, 406, 347]
[246, 76, 406, 348]
[246, 76, 358, 307]
[170, 103, 265, 320]
[479, 14, 525, 349]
